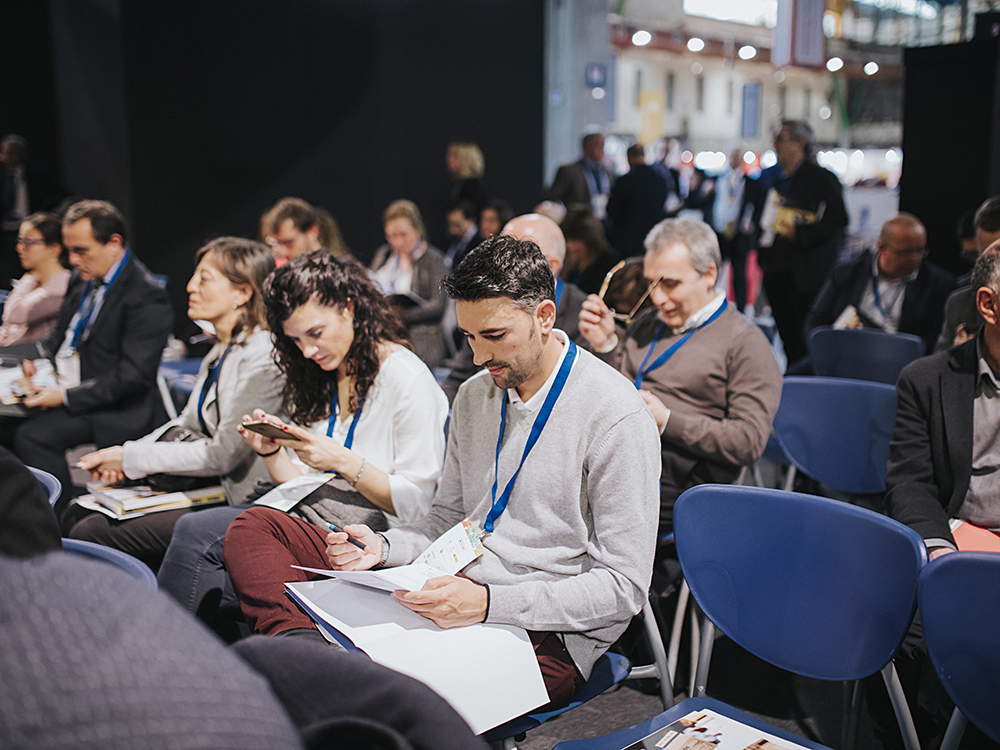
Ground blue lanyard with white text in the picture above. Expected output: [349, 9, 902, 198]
[485, 338, 578, 533]
[633, 300, 727, 389]
[197, 344, 231, 434]
[328, 385, 362, 450]
[554, 277, 564, 308]
[871, 273, 905, 322]
[71, 249, 130, 349]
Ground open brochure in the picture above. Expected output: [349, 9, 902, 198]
[624, 709, 812, 750]
[284, 577, 547, 734]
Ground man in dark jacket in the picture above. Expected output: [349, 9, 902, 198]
[753, 120, 849, 365]
[607, 144, 667, 258]
[805, 213, 955, 354]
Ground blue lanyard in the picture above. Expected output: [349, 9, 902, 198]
[555, 277, 564, 308]
[70, 249, 130, 349]
[633, 300, 727, 389]
[328, 384, 362, 450]
[196, 344, 231, 434]
[485, 338, 578, 533]
[871, 273, 905, 322]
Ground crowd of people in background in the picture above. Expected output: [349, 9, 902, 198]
[2, 123, 998, 749]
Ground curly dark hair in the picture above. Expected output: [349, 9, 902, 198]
[264, 251, 409, 424]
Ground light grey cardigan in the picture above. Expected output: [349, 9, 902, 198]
[121, 328, 285, 504]
[385, 341, 661, 680]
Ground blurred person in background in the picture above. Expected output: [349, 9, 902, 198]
[371, 200, 447, 368]
[712, 147, 755, 313]
[607, 143, 667, 259]
[561, 210, 619, 296]
[479, 199, 513, 239]
[446, 142, 489, 215]
[0, 212, 70, 346]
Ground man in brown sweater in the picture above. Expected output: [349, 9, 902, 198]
[579, 218, 783, 532]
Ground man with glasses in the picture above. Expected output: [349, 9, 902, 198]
[266, 197, 324, 260]
[753, 120, 848, 367]
[805, 213, 954, 354]
[579, 218, 782, 534]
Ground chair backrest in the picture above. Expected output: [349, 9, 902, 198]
[808, 326, 925, 385]
[918, 552, 1000, 744]
[774, 376, 897, 494]
[674, 484, 926, 681]
[28, 466, 61, 506]
[61, 538, 158, 589]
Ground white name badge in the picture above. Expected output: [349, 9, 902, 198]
[414, 518, 485, 575]
[56, 350, 81, 389]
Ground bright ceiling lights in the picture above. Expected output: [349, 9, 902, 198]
[687, 37, 706, 52]
[632, 30, 652, 46]
[826, 57, 844, 72]
[738, 45, 757, 60]
[864, 61, 879, 75]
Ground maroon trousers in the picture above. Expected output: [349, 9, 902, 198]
[224, 506, 584, 709]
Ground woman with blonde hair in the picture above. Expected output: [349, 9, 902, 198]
[446, 141, 489, 213]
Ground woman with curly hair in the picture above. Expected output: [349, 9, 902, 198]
[158, 251, 448, 638]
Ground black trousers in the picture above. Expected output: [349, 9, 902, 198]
[762, 267, 817, 366]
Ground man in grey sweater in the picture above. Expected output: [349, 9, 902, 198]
[329, 234, 661, 709]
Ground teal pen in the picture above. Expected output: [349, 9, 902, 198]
[328, 523, 375, 555]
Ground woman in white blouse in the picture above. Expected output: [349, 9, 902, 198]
[157, 251, 448, 638]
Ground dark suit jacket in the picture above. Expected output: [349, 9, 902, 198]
[544, 159, 615, 214]
[885, 339, 976, 544]
[606, 164, 667, 258]
[753, 161, 848, 294]
[442, 279, 588, 404]
[0, 445, 60, 558]
[805, 250, 956, 354]
[40, 252, 174, 445]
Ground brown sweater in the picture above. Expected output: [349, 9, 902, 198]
[600, 305, 782, 529]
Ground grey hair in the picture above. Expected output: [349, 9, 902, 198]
[643, 219, 721, 281]
[972, 241, 1000, 295]
[773, 119, 815, 157]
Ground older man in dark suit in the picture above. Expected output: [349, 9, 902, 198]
[1, 200, 173, 521]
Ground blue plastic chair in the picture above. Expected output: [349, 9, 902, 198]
[61, 538, 158, 589]
[918, 552, 1000, 749]
[808, 326, 925, 385]
[28, 466, 61, 506]
[481, 651, 632, 747]
[554, 485, 927, 750]
[773, 377, 897, 494]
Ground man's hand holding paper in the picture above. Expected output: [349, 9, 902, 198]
[391, 576, 488, 628]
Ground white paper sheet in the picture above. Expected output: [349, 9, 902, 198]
[292, 562, 447, 593]
[253, 474, 333, 512]
[284, 577, 548, 734]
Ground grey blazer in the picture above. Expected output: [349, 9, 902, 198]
[121, 328, 285, 504]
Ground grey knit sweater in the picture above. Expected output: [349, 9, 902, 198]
[385, 342, 660, 679]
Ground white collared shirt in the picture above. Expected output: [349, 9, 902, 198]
[669, 289, 726, 335]
[508, 330, 569, 415]
[58, 250, 129, 355]
[858, 255, 917, 334]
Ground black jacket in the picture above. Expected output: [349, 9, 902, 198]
[805, 250, 955, 355]
[885, 339, 976, 545]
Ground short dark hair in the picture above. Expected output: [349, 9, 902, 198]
[63, 200, 128, 246]
[24, 212, 63, 246]
[561, 210, 607, 257]
[441, 234, 554, 314]
[627, 143, 645, 161]
[270, 197, 318, 234]
[450, 201, 477, 222]
[975, 196, 1000, 234]
[582, 132, 604, 151]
